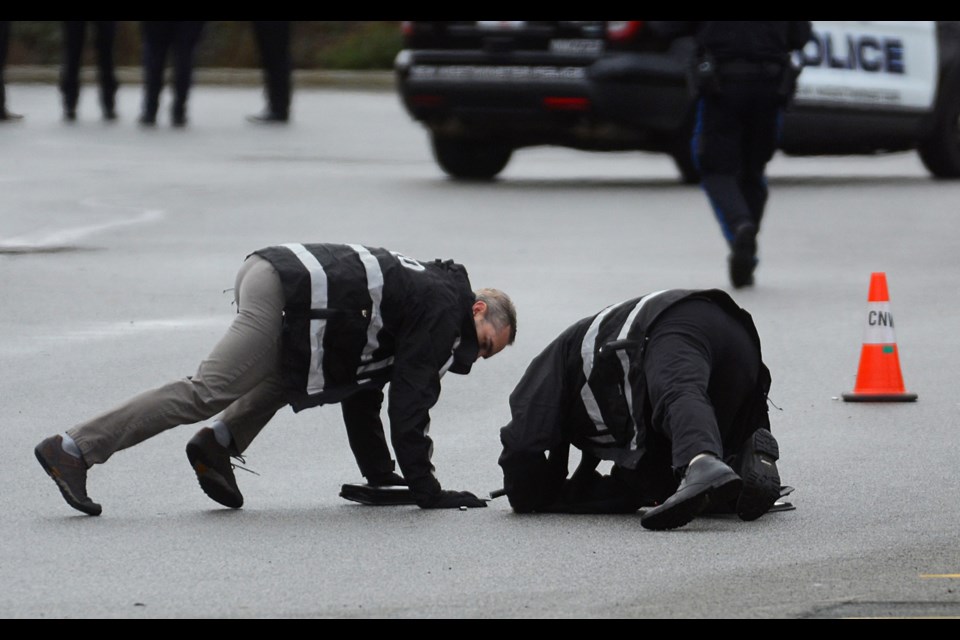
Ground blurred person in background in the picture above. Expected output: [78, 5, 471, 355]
[0, 20, 23, 122]
[138, 20, 206, 127]
[248, 21, 293, 124]
[59, 21, 119, 122]
[649, 21, 812, 289]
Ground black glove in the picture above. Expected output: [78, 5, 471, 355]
[421, 490, 488, 509]
[545, 470, 644, 514]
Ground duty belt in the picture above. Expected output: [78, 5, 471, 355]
[716, 60, 784, 77]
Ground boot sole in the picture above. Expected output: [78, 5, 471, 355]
[34, 446, 102, 516]
[737, 429, 781, 521]
[186, 443, 243, 509]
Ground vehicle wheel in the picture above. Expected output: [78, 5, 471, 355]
[431, 135, 513, 180]
[918, 83, 960, 179]
[672, 150, 701, 185]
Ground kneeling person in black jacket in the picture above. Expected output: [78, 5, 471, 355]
[498, 289, 781, 530]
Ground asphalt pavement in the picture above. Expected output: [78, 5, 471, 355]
[2, 77, 959, 619]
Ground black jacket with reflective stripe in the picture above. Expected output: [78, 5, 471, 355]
[498, 289, 770, 512]
[253, 243, 479, 502]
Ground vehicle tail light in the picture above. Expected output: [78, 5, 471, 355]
[401, 21, 414, 36]
[606, 21, 644, 42]
[543, 97, 590, 111]
[410, 94, 446, 108]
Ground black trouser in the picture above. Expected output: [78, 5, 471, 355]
[140, 21, 205, 118]
[692, 76, 783, 247]
[252, 21, 292, 117]
[60, 21, 118, 113]
[643, 298, 763, 469]
[341, 388, 396, 479]
[0, 21, 9, 114]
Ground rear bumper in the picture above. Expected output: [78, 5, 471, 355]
[395, 48, 695, 150]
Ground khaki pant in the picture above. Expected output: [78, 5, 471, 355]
[70, 255, 289, 465]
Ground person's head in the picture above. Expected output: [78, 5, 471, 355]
[473, 288, 517, 360]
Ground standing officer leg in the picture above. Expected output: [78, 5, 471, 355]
[169, 20, 204, 127]
[0, 21, 6, 117]
[250, 20, 292, 122]
[60, 21, 86, 120]
[93, 20, 118, 120]
[139, 21, 171, 125]
[0, 21, 22, 121]
[739, 91, 783, 232]
[694, 90, 758, 288]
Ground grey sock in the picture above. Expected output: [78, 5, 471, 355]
[212, 421, 233, 448]
[61, 433, 83, 459]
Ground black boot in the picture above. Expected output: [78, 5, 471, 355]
[640, 455, 741, 530]
[733, 429, 781, 521]
[729, 223, 758, 289]
[171, 103, 187, 127]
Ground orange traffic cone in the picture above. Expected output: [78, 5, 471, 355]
[842, 272, 917, 402]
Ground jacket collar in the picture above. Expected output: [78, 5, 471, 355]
[449, 300, 479, 375]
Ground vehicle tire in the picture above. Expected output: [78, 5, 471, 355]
[431, 135, 513, 180]
[918, 83, 960, 179]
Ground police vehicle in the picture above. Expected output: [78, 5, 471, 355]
[394, 21, 960, 182]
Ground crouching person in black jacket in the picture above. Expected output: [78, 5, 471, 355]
[498, 289, 782, 530]
[35, 243, 517, 516]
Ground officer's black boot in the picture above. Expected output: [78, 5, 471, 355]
[101, 85, 117, 121]
[139, 95, 159, 126]
[171, 101, 187, 127]
[729, 223, 758, 289]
